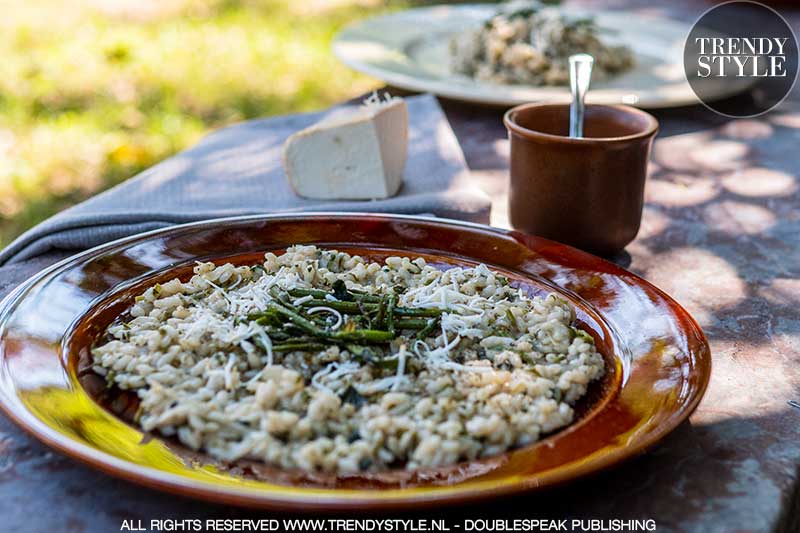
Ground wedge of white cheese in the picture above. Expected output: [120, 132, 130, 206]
[283, 96, 408, 200]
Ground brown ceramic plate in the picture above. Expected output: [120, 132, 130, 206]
[0, 213, 710, 510]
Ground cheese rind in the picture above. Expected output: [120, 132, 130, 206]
[283, 98, 408, 200]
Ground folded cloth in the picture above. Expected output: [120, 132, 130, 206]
[0, 94, 490, 265]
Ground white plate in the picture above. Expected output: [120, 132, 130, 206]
[333, 3, 751, 108]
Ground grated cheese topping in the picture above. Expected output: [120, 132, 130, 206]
[91, 245, 604, 474]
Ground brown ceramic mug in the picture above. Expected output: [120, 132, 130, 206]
[504, 103, 658, 256]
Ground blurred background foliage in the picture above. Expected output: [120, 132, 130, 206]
[0, 0, 440, 247]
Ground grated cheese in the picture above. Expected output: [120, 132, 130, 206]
[311, 361, 360, 394]
[392, 344, 407, 391]
[306, 306, 343, 330]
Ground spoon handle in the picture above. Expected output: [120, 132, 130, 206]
[569, 54, 594, 138]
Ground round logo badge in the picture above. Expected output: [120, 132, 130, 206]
[684, 0, 798, 117]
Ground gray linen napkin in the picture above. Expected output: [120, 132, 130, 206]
[0, 94, 490, 265]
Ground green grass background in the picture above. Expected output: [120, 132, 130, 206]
[0, 0, 439, 247]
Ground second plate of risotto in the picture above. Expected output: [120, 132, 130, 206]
[333, 2, 754, 108]
[0, 214, 710, 509]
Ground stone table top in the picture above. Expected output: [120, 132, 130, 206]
[1, 1, 799, 532]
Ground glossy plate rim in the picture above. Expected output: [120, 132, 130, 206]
[0, 213, 711, 510]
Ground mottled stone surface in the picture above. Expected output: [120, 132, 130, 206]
[444, 98, 800, 533]
[1, 1, 799, 531]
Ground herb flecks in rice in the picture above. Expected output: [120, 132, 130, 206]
[92, 246, 604, 474]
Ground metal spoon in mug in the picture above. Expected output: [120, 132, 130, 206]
[569, 53, 594, 138]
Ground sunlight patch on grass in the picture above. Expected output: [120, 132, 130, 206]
[0, 0, 407, 247]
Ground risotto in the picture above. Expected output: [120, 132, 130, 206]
[450, 2, 634, 86]
[92, 246, 604, 474]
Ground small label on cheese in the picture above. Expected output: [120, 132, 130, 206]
[283, 95, 408, 200]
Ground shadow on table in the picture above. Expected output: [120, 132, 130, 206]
[6, 410, 794, 532]
[431, 93, 745, 176]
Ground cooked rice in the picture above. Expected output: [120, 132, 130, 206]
[92, 246, 604, 473]
[450, 2, 634, 86]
